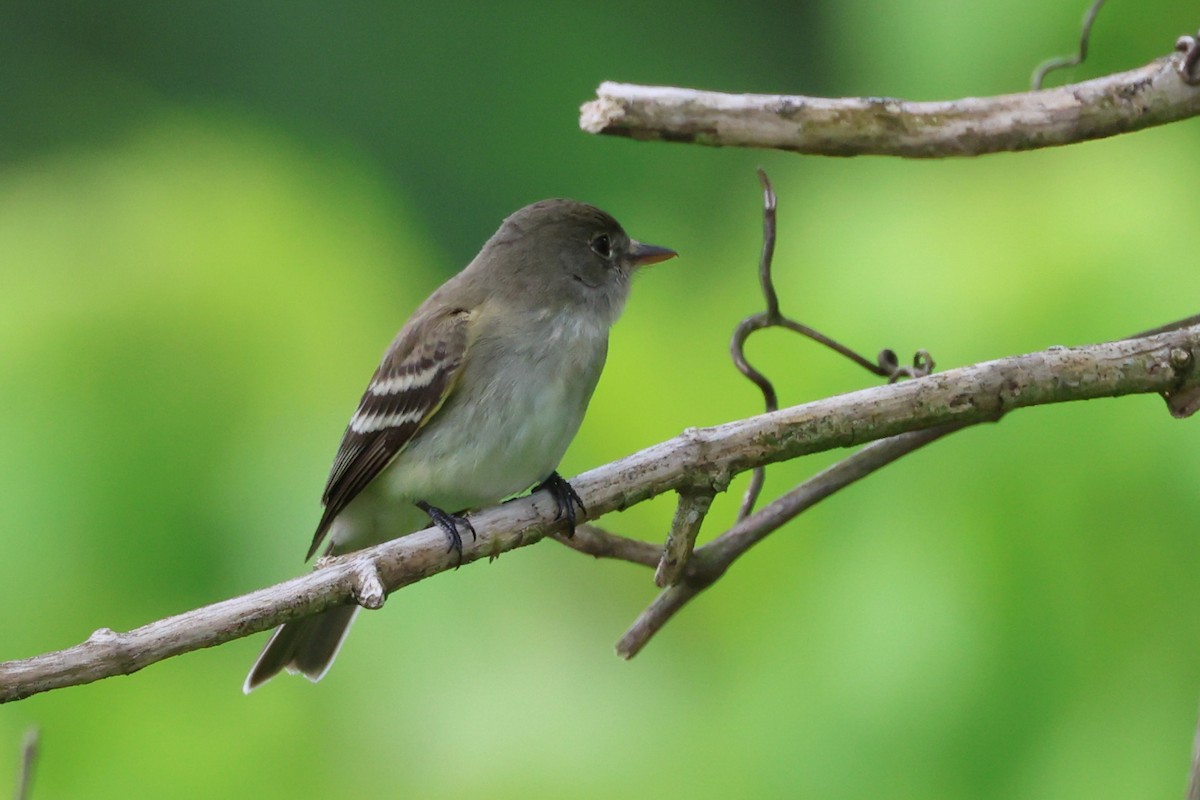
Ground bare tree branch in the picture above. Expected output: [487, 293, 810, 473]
[654, 489, 715, 587]
[1, 325, 1197, 702]
[616, 422, 975, 658]
[552, 524, 661, 567]
[579, 53, 1200, 157]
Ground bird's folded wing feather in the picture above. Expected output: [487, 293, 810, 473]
[306, 306, 472, 559]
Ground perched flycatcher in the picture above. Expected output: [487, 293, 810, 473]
[244, 199, 676, 692]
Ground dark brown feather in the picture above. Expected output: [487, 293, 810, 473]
[306, 307, 471, 559]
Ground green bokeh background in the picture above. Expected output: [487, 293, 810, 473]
[3, 2, 1199, 798]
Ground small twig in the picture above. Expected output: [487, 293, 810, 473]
[756, 169, 780, 320]
[552, 524, 660, 567]
[654, 489, 715, 587]
[617, 582, 701, 660]
[729, 171, 780, 520]
[349, 558, 387, 610]
[1031, 0, 1107, 90]
[617, 422, 977, 659]
[1176, 30, 1200, 86]
[730, 171, 931, 518]
[13, 727, 39, 800]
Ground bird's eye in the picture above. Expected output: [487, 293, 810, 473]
[590, 234, 612, 259]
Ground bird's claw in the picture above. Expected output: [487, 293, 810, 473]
[536, 471, 585, 537]
[417, 501, 476, 567]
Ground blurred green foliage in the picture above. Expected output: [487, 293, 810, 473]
[2, 2, 1199, 798]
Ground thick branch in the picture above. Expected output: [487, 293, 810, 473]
[579, 55, 1200, 157]
[2, 328, 1197, 701]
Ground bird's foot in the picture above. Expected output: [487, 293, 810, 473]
[416, 501, 476, 567]
[535, 471, 585, 538]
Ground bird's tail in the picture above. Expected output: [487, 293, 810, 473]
[243, 605, 361, 693]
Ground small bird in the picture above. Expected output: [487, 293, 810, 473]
[244, 199, 676, 692]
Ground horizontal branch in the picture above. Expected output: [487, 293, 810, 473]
[579, 54, 1200, 157]
[2, 327, 1197, 702]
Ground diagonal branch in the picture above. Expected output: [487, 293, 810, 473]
[579, 52, 1200, 157]
[654, 489, 715, 587]
[1, 326, 1197, 702]
[616, 421, 977, 658]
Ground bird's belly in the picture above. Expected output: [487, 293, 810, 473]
[380, 356, 597, 512]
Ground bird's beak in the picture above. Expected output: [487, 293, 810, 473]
[627, 240, 678, 268]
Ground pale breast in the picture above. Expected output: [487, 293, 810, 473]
[377, 308, 608, 513]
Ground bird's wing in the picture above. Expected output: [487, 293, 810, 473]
[306, 306, 472, 559]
